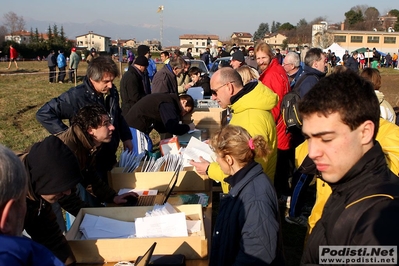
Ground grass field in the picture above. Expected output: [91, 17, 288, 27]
[1, 60, 398, 266]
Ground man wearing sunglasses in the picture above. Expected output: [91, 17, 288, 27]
[191, 67, 279, 193]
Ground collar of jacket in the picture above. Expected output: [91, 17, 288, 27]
[303, 64, 326, 78]
[230, 81, 257, 105]
[225, 160, 259, 196]
[328, 141, 386, 192]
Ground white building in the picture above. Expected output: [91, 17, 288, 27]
[179, 34, 219, 56]
[76, 31, 112, 52]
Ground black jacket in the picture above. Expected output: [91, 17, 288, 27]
[36, 76, 132, 171]
[194, 74, 211, 97]
[124, 93, 190, 135]
[120, 65, 147, 116]
[346, 56, 359, 73]
[302, 142, 399, 265]
[210, 162, 285, 266]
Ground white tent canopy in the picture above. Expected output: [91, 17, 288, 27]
[323, 43, 346, 62]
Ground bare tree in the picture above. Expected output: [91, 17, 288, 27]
[0, 25, 7, 43]
[3, 11, 25, 35]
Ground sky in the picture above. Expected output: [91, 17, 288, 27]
[2, 0, 397, 41]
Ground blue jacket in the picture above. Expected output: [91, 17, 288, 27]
[295, 65, 326, 98]
[209, 161, 285, 266]
[0, 235, 64, 266]
[57, 53, 66, 68]
[147, 58, 157, 79]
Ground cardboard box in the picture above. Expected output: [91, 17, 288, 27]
[183, 108, 227, 139]
[66, 205, 207, 263]
[108, 167, 211, 193]
[183, 108, 227, 126]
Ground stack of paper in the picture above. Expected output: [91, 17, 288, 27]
[182, 137, 216, 167]
[79, 214, 136, 239]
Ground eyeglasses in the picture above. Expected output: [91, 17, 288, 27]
[211, 81, 234, 96]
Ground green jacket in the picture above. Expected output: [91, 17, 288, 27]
[69, 51, 80, 69]
[208, 81, 278, 193]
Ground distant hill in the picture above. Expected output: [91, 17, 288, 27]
[24, 18, 208, 46]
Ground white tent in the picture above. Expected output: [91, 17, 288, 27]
[323, 43, 346, 63]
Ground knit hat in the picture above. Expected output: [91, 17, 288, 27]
[231, 50, 245, 63]
[27, 136, 82, 195]
[71, 47, 76, 52]
[137, 45, 150, 56]
[134, 55, 149, 67]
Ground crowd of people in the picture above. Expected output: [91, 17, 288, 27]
[1, 41, 399, 265]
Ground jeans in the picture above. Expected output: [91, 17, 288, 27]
[58, 66, 66, 82]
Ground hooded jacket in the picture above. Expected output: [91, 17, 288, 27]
[302, 142, 399, 265]
[209, 162, 285, 266]
[22, 136, 85, 263]
[303, 118, 399, 235]
[259, 58, 291, 150]
[207, 81, 278, 193]
[36, 76, 132, 171]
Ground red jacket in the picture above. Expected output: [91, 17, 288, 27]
[10, 46, 18, 59]
[259, 58, 291, 150]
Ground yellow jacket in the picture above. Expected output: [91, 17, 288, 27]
[208, 81, 278, 193]
[303, 118, 399, 234]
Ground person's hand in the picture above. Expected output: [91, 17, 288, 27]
[113, 191, 139, 205]
[188, 122, 195, 131]
[123, 139, 133, 152]
[190, 156, 210, 175]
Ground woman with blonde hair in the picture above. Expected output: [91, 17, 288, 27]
[360, 68, 396, 123]
[209, 124, 284, 266]
[235, 65, 259, 85]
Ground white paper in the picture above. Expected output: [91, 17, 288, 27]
[182, 137, 215, 167]
[186, 220, 201, 233]
[135, 212, 188, 238]
[187, 86, 204, 100]
[79, 214, 135, 239]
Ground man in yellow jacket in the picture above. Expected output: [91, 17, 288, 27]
[296, 118, 399, 234]
[190, 67, 278, 192]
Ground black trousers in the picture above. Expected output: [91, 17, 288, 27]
[49, 66, 56, 83]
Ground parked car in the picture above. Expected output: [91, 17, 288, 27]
[209, 56, 232, 77]
[185, 59, 209, 76]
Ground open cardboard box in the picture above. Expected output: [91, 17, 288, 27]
[108, 166, 211, 193]
[183, 107, 227, 126]
[66, 205, 207, 263]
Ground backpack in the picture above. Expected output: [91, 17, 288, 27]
[281, 73, 318, 133]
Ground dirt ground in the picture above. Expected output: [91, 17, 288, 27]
[380, 74, 399, 108]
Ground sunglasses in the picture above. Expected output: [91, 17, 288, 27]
[211, 81, 234, 96]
